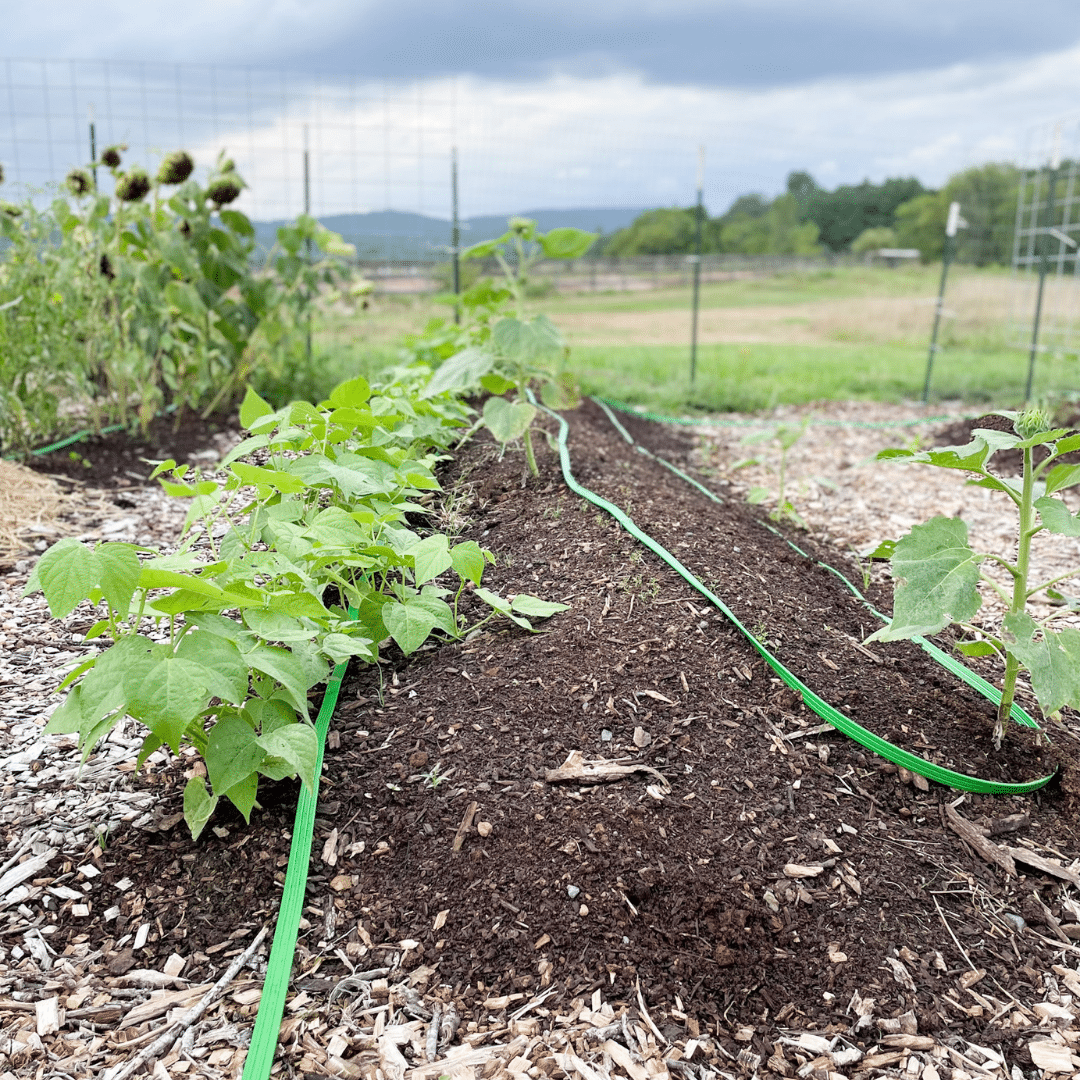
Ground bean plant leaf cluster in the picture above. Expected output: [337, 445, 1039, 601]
[870, 408, 1080, 746]
[27, 371, 568, 838]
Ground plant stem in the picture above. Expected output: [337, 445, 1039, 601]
[996, 443, 1035, 746]
[523, 426, 539, 478]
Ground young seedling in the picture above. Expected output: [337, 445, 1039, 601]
[734, 419, 809, 527]
[869, 407, 1080, 748]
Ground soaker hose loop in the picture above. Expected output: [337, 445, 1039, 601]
[536, 394, 1052, 795]
[593, 396, 1040, 732]
[242, 624, 354, 1080]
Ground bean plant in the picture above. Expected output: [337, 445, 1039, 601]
[414, 217, 596, 476]
[0, 148, 361, 453]
[869, 407, 1080, 747]
[733, 419, 809, 527]
[28, 373, 567, 839]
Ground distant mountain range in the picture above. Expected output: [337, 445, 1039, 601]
[251, 207, 647, 261]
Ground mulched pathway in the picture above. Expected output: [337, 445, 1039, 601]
[4, 401, 1080, 1080]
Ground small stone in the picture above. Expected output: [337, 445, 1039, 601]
[601, 730, 612, 742]
[579, 904, 589, 917]
[477, 821, 493, 837]
[567, 885, 580, 899]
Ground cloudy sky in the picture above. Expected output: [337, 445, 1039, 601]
[5, 1, 1080, 218]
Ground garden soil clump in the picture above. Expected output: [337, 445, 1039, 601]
[11, 401, 1080, 1070]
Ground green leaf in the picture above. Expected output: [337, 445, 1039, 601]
[245, 697, 296, 733]
[320, 632, 375, 664]
[483, 397, 537, 444]
[244, 644, 313, 717]
[450, 540, 487, 586]
[219, 209, 255, 237]
[95, 543, 141, 619]
[183, 776, 218, 841]
[231, 461, 307, 494]
[746, 487, 769, 504]
[409, 534, 453, 585]
[382, 600, 441, 655]
[864, 539, 897, 560]
[540, 373, 581, 410]
[135, 733, 163, 771]
[474, 586, 511, 614]
[422, 347, 495, 399]
[1044, 463, 1080, 496]
[28, 538, 100, 618]
[1035, 496, 1080, 537]
[124, 653, 214, 752]
[175, 631, 249, 704]
[223, 771, 259, 822]
[205, 712, 266, 796]
[510, 594, 569, 619]
[1003, 612, 1080, 716]
[954, 640, 999, 657]
[239, 386, 273, 430]
[539, 227, 597, 260]
[866, 516, 983, 642]
[328, 377, 371, 408]
[257, 724, 318, 793]
[43, 690, 86, 736]
[243, 608, 313, 642]
[480, 373, 515, 395]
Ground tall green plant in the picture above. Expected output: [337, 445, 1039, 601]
[415, 217, 596, 476]
[870, 407, 1080, 747]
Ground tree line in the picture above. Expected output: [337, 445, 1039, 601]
[596, 163, 1022, 265]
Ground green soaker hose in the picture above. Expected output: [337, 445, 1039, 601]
[242, 641, 353, 1080]
[539, 396, 1053, 795]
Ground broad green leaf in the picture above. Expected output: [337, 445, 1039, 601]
[539, 227, 597, 260]
[258, 723, 319, 793]
[176, 631, 249, 704]
[205, 712, 266, 795]
[864, 539, 897, 560]
[540, 373, 581, 410]
[95, 543, 141, 619]
[422, 347, 495, 398]
[149, 588, 218, 616]
[411, 593, 457, 636]
[244, 644, 312, 717]
[124, 654, 214, 751]
[483, 397, 536, 444]
[164, 280, 207, 323]
[1003, 613, 1080, 716]
[1035, 496, 1080, 537]
[1054, 433, 1080, 456]
[308, 506, 366, 548]
[43, 689, 86, 735]
[219, 433, 270, 468]
[1044, 463, 1080, 495]
[239, 386, 273, 430]
[231, 461, 307, 494]
[450, 540, 487, 585]
[328, 376, 371, 408]
[867, 516, 983, 642]
[245, 697, 296, 733]
[223, 771, 259, 822]
[219, 209, 254, 237]
[28, 538, 99, 618]
[320, 632, 375, 664]
[409, 534, 453, 585]
[382, 600, 441, 655]
[186, 612, 255, 647]
[243, 608, 313, 642]
[510, 594, 569, 619]
[183, 776, 218, 841]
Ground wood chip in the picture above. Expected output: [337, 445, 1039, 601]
[545, 750, 669, 789]
[453, 801, 479, 853]
[783, 863, 824, 878]
[1028, 1040, 1077, 1073]
[1008, 848, 1080, 886]
[945, 804, 1016, 876]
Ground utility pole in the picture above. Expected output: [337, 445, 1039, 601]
[1025, 124, 1067, 402]
[451, 147, 461, 325]
[304, 125, 312, 366]
[922, 201, 966, 402]
[689, 146, 705, 390]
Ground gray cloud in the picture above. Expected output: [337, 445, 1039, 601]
[6, 0, 1080, 87]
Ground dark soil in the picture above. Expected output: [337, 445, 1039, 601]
[25, 412, 240, 487]
[33, 402, 1080, 1062]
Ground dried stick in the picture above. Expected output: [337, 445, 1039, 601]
[106, 924, 268, 1080]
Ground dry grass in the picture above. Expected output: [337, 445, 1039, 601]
[0, 461, 62, 565]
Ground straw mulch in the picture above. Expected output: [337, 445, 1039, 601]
[0, 460, 63, 565]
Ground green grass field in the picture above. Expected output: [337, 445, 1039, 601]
[297, 264, 1077, 414]
[568, 342, 1080, 414]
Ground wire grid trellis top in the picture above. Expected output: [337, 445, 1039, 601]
[1009, 115, 1080, 359]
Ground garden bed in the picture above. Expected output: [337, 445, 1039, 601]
[4, 402, 1080, 1079]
